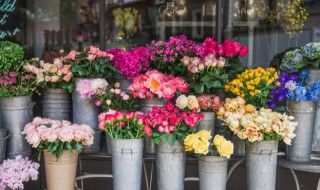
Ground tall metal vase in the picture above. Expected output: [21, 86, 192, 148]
[156, 141, 186, 190]
[307, 69, 320, 152]
[140, 98, 167, 154]
[198, 156, 228, 190]
[42, 88, 72, 121]
[0, 95, 34, 158]
[73, 78, 100, 154]
[231, 135, 246, 157]
[197, 112, 215, 135]
[0, 128, 9, 164]
[111, 138, 144, 190]
[246, 140, 278, 190]
[286, 100, 316, 162]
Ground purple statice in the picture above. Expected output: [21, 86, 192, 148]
[0, 156, 40, 190]
[106, 47, 150, 79]
[267, 72, 298, 109]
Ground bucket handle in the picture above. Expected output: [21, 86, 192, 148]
[26, 102, 36, 116]
[0, 134, 11, 147]
[121, 149, 133, 160]
[284, 106, 292, 116]
[171, 147, 184, 160]
[258, 150, 277, 162]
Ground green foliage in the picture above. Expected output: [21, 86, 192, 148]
[0, 41, 24, 73]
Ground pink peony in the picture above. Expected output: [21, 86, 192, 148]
[87, 54, 96, 61]
[76, 79, 94, 99]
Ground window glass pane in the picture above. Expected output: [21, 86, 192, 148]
[223, 0, 320, 68]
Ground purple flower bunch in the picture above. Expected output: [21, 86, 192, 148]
[106, 47, 150, 79]
[0, 156, 40, 190]
[147, 35, 197, 74]
[267, 72, 298, 109]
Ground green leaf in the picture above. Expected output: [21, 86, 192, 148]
[153, 136, 160, 144]
[66, 142, 72, 152]
[201, 75, 211, 83]
[152, 131, 162, 137]
[194, 83, 204, 94]
[160, 133, 169, 142]
[167, 134, 176, 146]
[75, 142, 84, 153]
[48, 141, 59, 153]
[206, 80, 222, 88]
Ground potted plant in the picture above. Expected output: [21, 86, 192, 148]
[65, 47, 115, 153]
[143, 102, 203, 190]
[0, 41, 38, 159]
[23, 117, 94, 190]
[0, 156, 40, 190]
[23, 57, 73, 121]
[218, 99, 297, 190]
[128, 69, 189, 153]
[184, 130, 233, 190]
[97, 110, 145, 190]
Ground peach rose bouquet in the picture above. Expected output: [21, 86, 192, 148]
[184, 130, 234, 158]
[128, 69, 189, 100]
[23, 57, 74, 92]
[175, 94, 224, 112]
[23, 117, 95, 160]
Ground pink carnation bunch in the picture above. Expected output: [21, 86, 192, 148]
[197, 94, 224, 112]
[23, 58, 73, 91]
[76, 78, 108, 99]
[23, 117, 95, 159]
[106, 47, 150, 79]
[0, 156, 40, 190]
[181, 54, 227, 74]
[128, 69, 189, 100]
[143, 102, 204, 145]
[98, 110, 146, 139]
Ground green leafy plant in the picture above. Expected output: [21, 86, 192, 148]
[0, 41, 24, 73]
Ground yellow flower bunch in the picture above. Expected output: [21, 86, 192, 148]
[225, 67, 278, 109]
[113, 7, 138, 39]
[184, 130, 234, 158]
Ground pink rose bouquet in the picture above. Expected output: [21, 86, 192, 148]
[95, 82, 139, 111]
[23, 57, 74, 92]
[143, 102, 204, 145]
[76, 78, 108, 99]
[23, 117, 95, 159]
[98, 110, 145, 139]
[64, 46, 117, 78]
[182, 37, 248, 94]
[128, 69, 189, 100]
[106, 47, 150, 79]
[0, 156, 40, 190]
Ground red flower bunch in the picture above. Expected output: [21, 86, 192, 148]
[143, 102, 204, 145]
[196, 37, 248, 58]
[128, 69, 189, 100]
[197, 94, 224, 112]
[98, 110, 145, 139]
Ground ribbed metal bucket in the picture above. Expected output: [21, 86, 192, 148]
[246, 140, 278, 190]
[0, 96, 34, 158]
[231, 135, 245, 157]
[111, 138, 144, 190]
[113, 73, 132, 92]
[140, 98, 167, 154]
[286, 100, 316, 162]
[42, 88, 72, 121]
[0, 128, 9, 164]
[198, 156, 228, 190]
[156, 141, 186, 190]
[197, 112, 215, 135]
[307, 69, 320, 152]
[73, 78, 100, 154]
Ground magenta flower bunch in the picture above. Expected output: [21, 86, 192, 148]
[147, 35, 197, 76]
[106, 47, 150, 79]
[0, 156, 40, 190]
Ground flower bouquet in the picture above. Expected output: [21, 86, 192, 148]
[182, 37, 248, 94]
[0, 41, 24, 73]
[0, 156, 39, 190]
[23, 117, 94, 190]
[225, 67, 278, 109]
[98, 110, 146, 190]
[76, 78, 109, 100]
[64, 46, 116, 78]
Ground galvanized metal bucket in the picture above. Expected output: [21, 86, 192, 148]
[106, 133, 112, 155]
[156, 141, 186, 190]
[0, 128, 9, 164]
[246, 140, 278, 190]
[140, 98, 167, 154]
[113, 73, 132, 92]
[0, 96, 34, 158]
[198, 156, 228, 190]
[197, 112, 215, 135]
[307, 69, 320, 152]
[111, 138, 144, 190]
[42, 88, 72, 121]
[286, 100, 316, 162]
[73, 78, 100, 154]
[231, 135, 245, 157]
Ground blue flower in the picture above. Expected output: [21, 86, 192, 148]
[299, 70, 308, 78]
[294, 86, 308, 101]
[286, 91, 295, 99]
